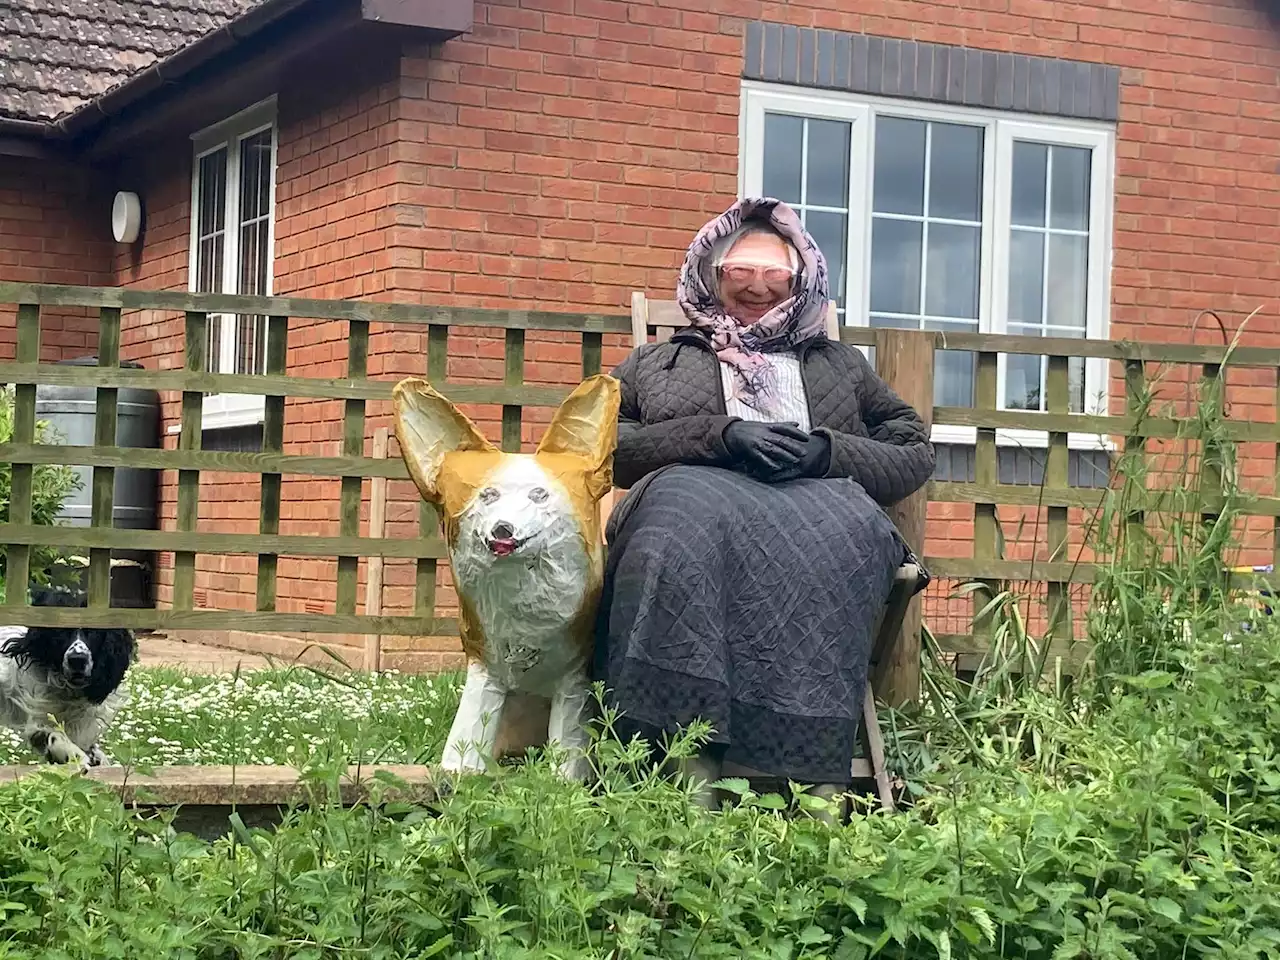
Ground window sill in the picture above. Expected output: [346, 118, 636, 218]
[931, 424, 1116, 452]
[165, 395, 266, 435]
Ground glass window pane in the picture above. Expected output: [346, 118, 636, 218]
[1050, 145, 1091, 231]
[935, 350, 975, 408]
[197, 148, 227, 238]
[1046, 233, 1088, 330]
[1008, 230, 1045, 325]
[1069, 355, 1086, 414]
[763, 113, 803, 203]
[805, 211, 847, 307]
[805, 119, 851, 208]
[1006, 353, 1043, 411]
[929, 122, 983, 222]
[924, 223, 980, 320]
[196, 236, 223, 294]
[1011, 141, 1047, 227]
[869, 218, 923, 316]
[873, 116, 926, 216]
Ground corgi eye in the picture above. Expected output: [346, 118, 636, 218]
[528, 487, 549, 504]
[478, 487, 500, 504]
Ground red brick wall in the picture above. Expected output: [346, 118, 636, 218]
[0, 155, 112, 361]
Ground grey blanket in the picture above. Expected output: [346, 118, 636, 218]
[592, 464, 905, 783]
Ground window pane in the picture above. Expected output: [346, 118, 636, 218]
[239, 130, 273, 223]
[929, 122, 983, 222]
[805, 119, 851, 208]
[805, 210, 847, 307]
[1006, 353, 1043, 411]
[1008, 230, 1044, 325]
[1046, 234, 1088, 330]
[197, 148, 227, 238]
[924, 223, 980, 320]
[935, 350, 975, 408]
[1070, 355, 1086, 414]
[1050, 145, 1091, 231]
[1011, 141, 1047, 227]
[869, 218, 922, 316]
[873, 116, 925, 216]
[763, 113, 803, 203]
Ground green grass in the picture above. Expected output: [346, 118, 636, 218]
[0, 667, 465, 767]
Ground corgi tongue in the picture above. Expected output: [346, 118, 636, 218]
[489, 537, 518, 557]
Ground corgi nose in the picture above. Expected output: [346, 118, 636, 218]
[490, 521, 515, 540]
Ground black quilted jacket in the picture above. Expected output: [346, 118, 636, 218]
[611, 328, 936, 505]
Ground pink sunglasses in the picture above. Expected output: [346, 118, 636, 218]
[718, 262, 796, 287]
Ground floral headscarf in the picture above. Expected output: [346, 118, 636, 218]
[676, 198, 830, 413]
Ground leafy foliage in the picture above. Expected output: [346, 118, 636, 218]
[0, 385, 81, 600]
[1, 355, 1279, 956]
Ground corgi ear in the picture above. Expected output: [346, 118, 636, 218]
[393, 378, 496, 503]
[536, 374, 621, 498]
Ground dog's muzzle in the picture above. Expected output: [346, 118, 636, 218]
[62, 638, 93, 682]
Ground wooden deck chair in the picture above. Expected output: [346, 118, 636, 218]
[615, 292, 927, 814]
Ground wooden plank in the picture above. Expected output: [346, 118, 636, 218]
[6, 606, 460, 636]
[0, 282, 634, 335]
[364, 428, 390, 672]
[972, 351, 999, 650]
[581, 331, 603, 378]
[870, 328, 933, 707]
[927, 557, 1097, 583]
[1124, 359, 1146, 565]
[256, 315, 288, 612]
[0, 763, 439, 807]
[928, 481, 1107, 510]
[4, 303, 40, 607]
[0, 363, 576, 407]
[0, 443, 412, 479]
[0, 524, 448, 559]
[1045, 355, 1071, 648]
[932, 406, 1280, 442]
[173, 312, 205, 613]
[835, 324, 1280, 367]
[336, 320, 369, 618]
[87, 307, 121, 609]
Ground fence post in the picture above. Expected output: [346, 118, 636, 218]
[871, 328, 935, 707]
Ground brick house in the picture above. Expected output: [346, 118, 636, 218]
[2, 0, 1278, 662]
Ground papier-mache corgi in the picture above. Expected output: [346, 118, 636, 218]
[393, 374, 620, 780]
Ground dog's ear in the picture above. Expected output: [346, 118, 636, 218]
[83, 629, 135, 705]
[536, 374, 621, 501]
[393, 379, 496, 503]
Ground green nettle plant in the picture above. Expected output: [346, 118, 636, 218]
[2, 355, 1280, 957]
[0, 385, 81, 601]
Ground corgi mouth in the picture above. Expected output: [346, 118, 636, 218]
[487, 536, 525, 557]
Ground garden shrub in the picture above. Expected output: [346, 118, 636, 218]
[0, 385, 81, 601]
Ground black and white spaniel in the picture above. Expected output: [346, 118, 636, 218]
[0, 586, 135, 769]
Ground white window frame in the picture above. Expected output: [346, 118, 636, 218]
[186, 97, 278, 432]
[740, 81, 1116, 451]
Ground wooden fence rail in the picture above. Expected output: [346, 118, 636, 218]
[3, 283, 1280, 700]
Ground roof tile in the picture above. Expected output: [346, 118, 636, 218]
[0, 0, 269, 123]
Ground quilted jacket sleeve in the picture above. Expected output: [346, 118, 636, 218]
[611, 347, 737, 489]
[813, 350, 936, 505]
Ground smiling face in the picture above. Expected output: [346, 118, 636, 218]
[717, 228, 797, 326]
[453, 456, 581, 561]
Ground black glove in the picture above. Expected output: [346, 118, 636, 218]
[769, 431, 832, 483]
[723, 421, 810, 476]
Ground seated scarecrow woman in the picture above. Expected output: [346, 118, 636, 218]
[593, 197, 935, 797]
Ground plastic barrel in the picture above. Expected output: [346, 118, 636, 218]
[34, 357, 160, 607]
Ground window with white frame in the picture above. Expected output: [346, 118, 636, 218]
[740, 83, 1115, 448]
[189, 99, 277, 430]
